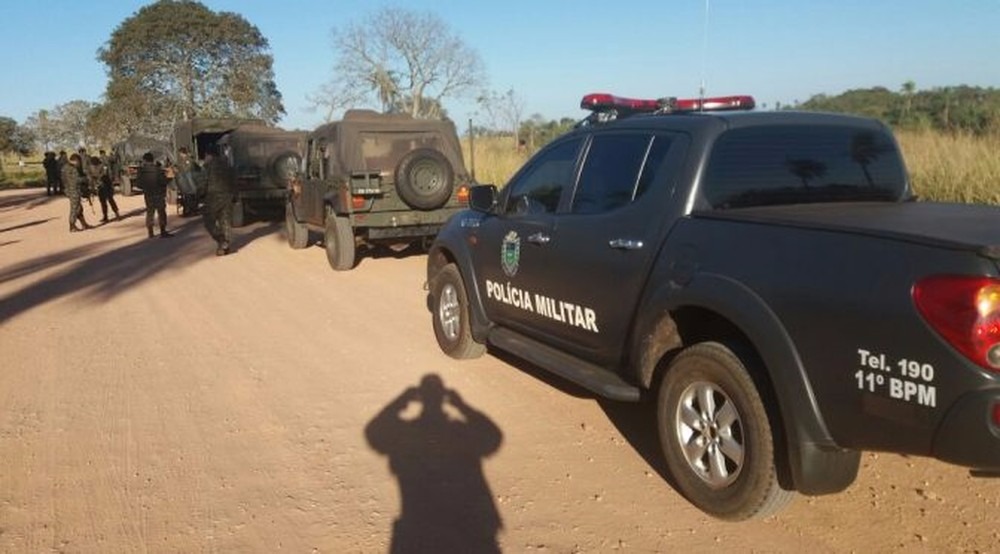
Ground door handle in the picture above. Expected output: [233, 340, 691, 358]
[527, 232, 551, 245]
[609, 238, 644, 250]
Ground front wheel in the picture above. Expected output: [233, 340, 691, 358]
[324, 213, 356, 271]
[657, 342, 794, 520]
[430, 264, 485, 359]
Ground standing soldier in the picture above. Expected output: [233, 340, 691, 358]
[136, 152, 171, 238]
[42, 151, 59, 195]
[61, 153, 91, 232]
[56, 150, 69, 194]
[174, 146, 199, 216]
[89, 155, 120, 222]
[201, 144, 235, 256]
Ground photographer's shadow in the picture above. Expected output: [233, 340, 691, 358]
[365, 374, 504, 554]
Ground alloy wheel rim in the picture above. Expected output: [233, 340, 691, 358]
[438, 283, 460, 341]
[675, 381, 745, 488]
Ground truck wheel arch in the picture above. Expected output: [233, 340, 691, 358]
[632, 274, 860, 495]
[427, 243, 492, 343]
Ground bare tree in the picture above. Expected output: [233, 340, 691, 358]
[316, 7, 484, 120]
[477, 88, 526, 146]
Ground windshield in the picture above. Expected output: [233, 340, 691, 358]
[703, 125, 908, 209]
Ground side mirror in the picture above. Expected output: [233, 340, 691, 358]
[468, 184, 499, 213]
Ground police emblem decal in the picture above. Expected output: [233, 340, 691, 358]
[501, 231, 521, 277]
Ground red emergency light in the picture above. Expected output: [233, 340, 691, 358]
[580, 93, 756, 115]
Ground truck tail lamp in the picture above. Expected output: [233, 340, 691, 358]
[456, 185, 470, 205]
[913, 275, 1000, 371]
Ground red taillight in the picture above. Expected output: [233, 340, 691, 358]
[993, 403, 1000, 427]
[913, 275, 1000, 371]
[456, 185, 469, 205]
[351, 195, 366, 210]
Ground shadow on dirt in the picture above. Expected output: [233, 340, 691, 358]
[0, 218, 55, 234]
[365, 374, 504, 553]
[0, 218, 207, 324]
[0, 190, 61, 213]
[487, 349, 675, 485]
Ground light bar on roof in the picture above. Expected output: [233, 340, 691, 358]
[580, 93, 755, 114]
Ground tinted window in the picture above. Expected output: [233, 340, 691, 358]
[573, 134, 651, 214]
[703, 125, 907, 209]
[504, 138, 582, 216]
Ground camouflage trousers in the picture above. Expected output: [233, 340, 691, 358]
[202, 195, 232, 246]
[144, 193, 167, 231]
[68, 193, 87, 229]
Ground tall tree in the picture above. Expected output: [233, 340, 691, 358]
[316, 7, 484, 120]
[97, 0, 284, 140]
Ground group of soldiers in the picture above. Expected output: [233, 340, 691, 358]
[43, 147, 120, 232]
[44, 143, 236, 256]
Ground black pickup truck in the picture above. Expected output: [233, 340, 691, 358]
[425, 93, 1000, 520]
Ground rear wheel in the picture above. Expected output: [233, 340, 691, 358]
[657, 342, 794, 520]
[324, 212, 355, 271]
[285, 202, 308, 249]
[431, 264, 485, 359]
[231, 198, 246, 227]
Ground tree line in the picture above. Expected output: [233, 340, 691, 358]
[795, 83, 1000, 135]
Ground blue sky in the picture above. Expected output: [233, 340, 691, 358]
[2, 0, 998, 132]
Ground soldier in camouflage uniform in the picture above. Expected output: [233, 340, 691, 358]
[42, 152, 59, 195]
[201, 144, 235, 256]
[61, 154, 91, 232]
[136, 152, 171, 238]
[88, 155, 120, 222]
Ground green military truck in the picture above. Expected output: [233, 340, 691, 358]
[285, 109, 471, 271]
[173, 118, 305, 226]
[110, 134, 173, 196]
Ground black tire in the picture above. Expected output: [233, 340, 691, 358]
[324, 212, 356, 271]
[285, 202, 308, 249]
[657, 342, 794, 520]
[120, 174, 133, 197]
[430, 264, 486, 359]
[394, 148, 454, 210]
[231, 198, 245, 227]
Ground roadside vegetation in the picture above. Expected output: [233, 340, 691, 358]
[464, 130, 1000, 206]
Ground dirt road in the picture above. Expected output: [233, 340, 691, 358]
[1, 188, 998, 553]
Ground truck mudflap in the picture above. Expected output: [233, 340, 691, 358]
[931, 388, 1000, 470]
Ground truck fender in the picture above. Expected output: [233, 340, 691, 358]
[427, 228, 493, 343]
[322, 187, 351, 216]
[632, 273, 859, 495]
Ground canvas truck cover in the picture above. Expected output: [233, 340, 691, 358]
[309, 110, 467, 178]
[112, 135, 173, 165]
[173, 117, 266, 159]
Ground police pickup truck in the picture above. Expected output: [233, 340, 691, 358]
[425, 93, 1000, 520]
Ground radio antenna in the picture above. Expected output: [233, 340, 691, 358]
[699, 0, 710, 105]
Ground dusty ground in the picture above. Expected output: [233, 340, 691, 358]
[1, 188, 998, 554]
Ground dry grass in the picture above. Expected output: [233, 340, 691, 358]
[896, 130, 1000, 205]
[460, 136, 529, 186]
[464, 131, 1000, 206]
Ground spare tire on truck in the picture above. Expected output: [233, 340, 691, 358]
[394, 148, 454, 210]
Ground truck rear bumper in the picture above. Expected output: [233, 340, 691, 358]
[932, 388, 1000, 470]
